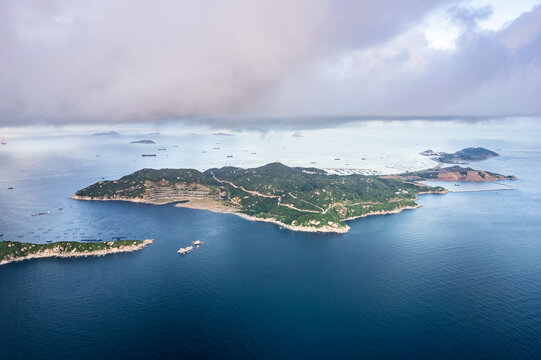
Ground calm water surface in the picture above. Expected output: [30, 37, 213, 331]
[1, 122, 540, 359]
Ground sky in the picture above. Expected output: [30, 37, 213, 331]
[1, 0, 541, 129]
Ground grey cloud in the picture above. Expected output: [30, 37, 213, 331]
[0, 0, 452, 127]
[259, 4, 541, 122]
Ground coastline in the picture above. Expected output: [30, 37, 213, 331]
[72, 192, 445, 233]
[0, 239, 153, 266]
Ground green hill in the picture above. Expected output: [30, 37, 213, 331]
[74, 163, 446, 233]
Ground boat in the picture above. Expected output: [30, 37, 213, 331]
[157, 148, 166, 151]
[1, 139, 6, 145]
[31, 213, 37, 216]
[227, 155, 233, 158]
[38, 211, 50, 215]
[8, 187, 13, 189]
[251, 152, 257, 155]
[213, 147, 220, 149]
[454, 184, 460, 186]
[178, 246, 194, 255]
[335, 158, 341, 160]
[141, 154, 156, 157]
[46, 240, 52, 243]
[192, 240, 204, 247]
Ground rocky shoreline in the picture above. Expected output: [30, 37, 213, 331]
[72, 193, 443, 233]
[0, 239, 153, 266]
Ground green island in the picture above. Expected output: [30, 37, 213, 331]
[420, 147, 500, 163]
[0, 239, 153, 266]
[73, 162, 515, 233]
[73, 162, 454, 233]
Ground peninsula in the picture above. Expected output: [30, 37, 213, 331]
[394, 165, 517, 182]
[0, 239, 153, 266]
[73, 162, 453, 233]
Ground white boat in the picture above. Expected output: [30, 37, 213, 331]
[177, 246, 194, 255]
[192, 240, 204, 247]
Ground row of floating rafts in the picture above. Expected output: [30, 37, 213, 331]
[31, 207, 64, 216]
[178, 240, 204, 255]
[32, 211, 50, 216]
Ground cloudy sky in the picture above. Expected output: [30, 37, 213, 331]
[1, 0, 540, 128]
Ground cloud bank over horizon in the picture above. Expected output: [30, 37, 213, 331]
[1, 0, 541, 128]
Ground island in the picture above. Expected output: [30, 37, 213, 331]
[393, 165, 517, 182]
[421, 147, 499, 163]
[0, 239, 153, 266]
[72, 162, 455, 233]
[92, 131, 120, 136]
[72, 162, 515, 233]
[131, 139, 156, 144]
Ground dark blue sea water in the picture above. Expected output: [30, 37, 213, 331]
[1, 124, 541, 359]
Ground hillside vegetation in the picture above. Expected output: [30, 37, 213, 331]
[75, 163, 446, 232]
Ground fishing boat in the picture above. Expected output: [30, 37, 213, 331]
[141, 154, 156, 157]
[1, 139, 6, 145]
[178, 246, 194, 255]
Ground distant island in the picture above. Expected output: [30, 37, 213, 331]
[93, 131, 120, 136]
[131, 139, 156, 144]
[421, 147, 499, 163]
[394, 165, 517, 182]
[0, 240, 153, 266]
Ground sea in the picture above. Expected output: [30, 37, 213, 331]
[1, 119, 540, 359]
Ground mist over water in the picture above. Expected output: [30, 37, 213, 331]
[1, 120, 540, 359]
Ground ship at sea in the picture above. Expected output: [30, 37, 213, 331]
[141, 154, 157, 157]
